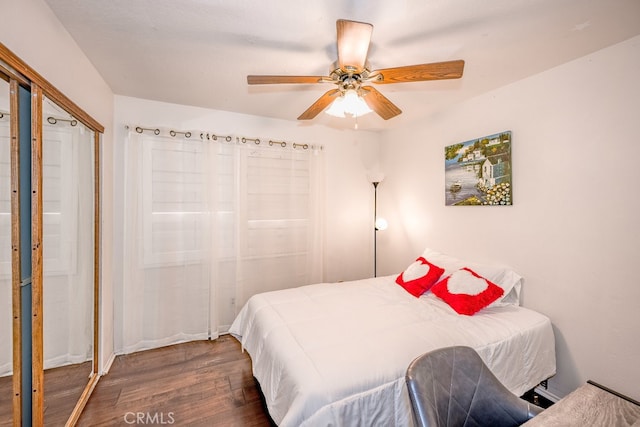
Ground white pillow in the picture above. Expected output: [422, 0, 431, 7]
[420, 247, 522, 306]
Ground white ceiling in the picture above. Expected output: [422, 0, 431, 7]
[44, 0, 640, 131]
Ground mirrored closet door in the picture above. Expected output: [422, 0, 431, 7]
[40, 96, 96, 425]
[2, 41, 103, 425]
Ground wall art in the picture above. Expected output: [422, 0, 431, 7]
[445, 131, 512, 206]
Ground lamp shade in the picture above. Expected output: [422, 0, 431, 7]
[375, 217, 388, 231]
[325, 89, 373, 118]
[367, 172, 385, 183]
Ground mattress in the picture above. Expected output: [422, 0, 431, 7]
[229, 275, 556, 427]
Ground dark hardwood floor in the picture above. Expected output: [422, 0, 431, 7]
[0, 360, 92, 427]
[78, 335, 275, 426]
[0, 375, 12, 427]
[4, 336, 551, 426]
[45, 360, 93, 425]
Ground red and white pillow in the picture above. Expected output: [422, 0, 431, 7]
[420, 248, 523, 307]
[396, 248, 524, 314]
[396, 257, 445, 297]
[430, 267, 504, 315]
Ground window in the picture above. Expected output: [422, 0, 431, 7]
[120, 128, 324, 349]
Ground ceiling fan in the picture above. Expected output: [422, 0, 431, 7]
[247, 19, 465, 121]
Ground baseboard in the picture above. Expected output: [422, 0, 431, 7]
[534, 386, 561, 403]
[101, 352, 116, 375]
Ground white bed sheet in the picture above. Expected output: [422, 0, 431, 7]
[229, 275, 556, 427]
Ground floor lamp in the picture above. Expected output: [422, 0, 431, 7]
[369, 173, 387, 277]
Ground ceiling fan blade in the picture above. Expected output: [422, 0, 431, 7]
[337, 19, 373, 73]
[298, 89, 341, 120]
[370, 60, 465, 84]
[248, 75, 327, 85]
[360, 86, 402, 120]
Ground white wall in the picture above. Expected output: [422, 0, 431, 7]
[0, 0, 115, 371]
[378, 35, 640, 400]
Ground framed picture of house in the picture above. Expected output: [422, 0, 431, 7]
[444, 131, 512, 206]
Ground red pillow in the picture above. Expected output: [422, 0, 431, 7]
[396, 257, 445, 297]
[431, 267, 504, 315]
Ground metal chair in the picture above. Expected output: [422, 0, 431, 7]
[405, 346, 543, 427]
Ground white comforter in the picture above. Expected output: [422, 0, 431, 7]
[229, 275, 556, 427]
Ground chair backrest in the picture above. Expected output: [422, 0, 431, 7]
[405, 346, 540, 427]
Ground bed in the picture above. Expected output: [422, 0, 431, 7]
[229, 249, 556, 426]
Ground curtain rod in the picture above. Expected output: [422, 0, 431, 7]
[1, 112, 81, 127]
[47, 116, 78, 127]
[126, 125, 323, 151]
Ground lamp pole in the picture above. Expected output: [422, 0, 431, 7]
[373, 181, 379, 278]
[368, 172, 385, 278]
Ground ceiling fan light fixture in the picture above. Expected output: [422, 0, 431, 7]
[325, 89, 373, 118]
[247, 20, 464, 122]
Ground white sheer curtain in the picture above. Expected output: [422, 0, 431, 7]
[0, 114, 11, 377]
[116, 129, 324, 353]
[235, 143, 325, 308]
[42, 117, 95, 369]
[118, 129, 324, 353]
[120, 132, 211, 354]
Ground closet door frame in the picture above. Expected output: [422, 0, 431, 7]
[4, 68, 26, 427]
[0, 42, 104, 426]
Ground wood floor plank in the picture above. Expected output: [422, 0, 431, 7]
[44, 361, 94, 426]
[0, 375, 12, 427]
[78, 335, 275, 426]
